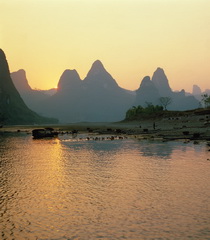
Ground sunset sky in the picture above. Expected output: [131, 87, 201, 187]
[1, 0, 210, 92]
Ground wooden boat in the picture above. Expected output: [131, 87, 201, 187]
[32, 128, 58, 139]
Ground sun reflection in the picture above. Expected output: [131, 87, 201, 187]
[1, 136, 210, 239]
[24, 138, 66, 200]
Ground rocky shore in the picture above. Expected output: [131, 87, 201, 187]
[1, 112, 210, 144]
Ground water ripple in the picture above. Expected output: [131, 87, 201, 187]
[0, 135, 210, 239]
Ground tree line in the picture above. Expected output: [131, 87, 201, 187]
[125, 94, 210, 121]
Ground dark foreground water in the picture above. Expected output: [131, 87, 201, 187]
[0, 133, 210, 240]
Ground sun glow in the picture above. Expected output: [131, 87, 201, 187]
[1, 0, 210, 92]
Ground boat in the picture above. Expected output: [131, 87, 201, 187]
[32, 128, 58, 139]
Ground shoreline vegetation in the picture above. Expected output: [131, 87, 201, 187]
[1, 109, 210, 144]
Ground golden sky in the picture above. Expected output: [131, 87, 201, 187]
[1, 0, 210, 92]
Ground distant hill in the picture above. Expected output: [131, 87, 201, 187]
[0, 49, 58, 125]
[38, 60, 135, 122]
[11, 59, 201, 123]
[11, 69, 56, 113]
[134, 68, 199, 110]
[191, 84, 210, 105]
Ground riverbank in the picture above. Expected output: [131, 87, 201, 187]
[1, 112, 210, 143]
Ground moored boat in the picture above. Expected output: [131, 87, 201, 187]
[32, 128, 58, 139]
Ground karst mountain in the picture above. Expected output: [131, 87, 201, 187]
[0, 49, 57, 124]
[11, 54, 200, 123]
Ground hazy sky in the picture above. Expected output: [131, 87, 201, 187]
[1, 0, 210, 92]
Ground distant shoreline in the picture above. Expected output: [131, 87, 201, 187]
[1, 114, 210, 143]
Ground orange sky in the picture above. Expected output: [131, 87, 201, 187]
[1, 0, 210, 92]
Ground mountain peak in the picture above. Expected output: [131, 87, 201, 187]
[92, 59, 104, 67]
[17, 69, 26, 74]
[0, 49, 57, 124]
[134, 75, 160, 106]
[152, 67, 171, 96]
[137, 76, 157, 92]
[57, 69, 81, 92]
[156, 67, 164, 72]
[0, 49, 10, 78]
[88, 60, 106, 76]
[84, 60, 118, 89]
[11, 69, 32, 92]
[12, 69, 26, 78]
[140, 76, 151, 85]
[0, 49, 5, 58]
[192, 84, 201, 95]
[60, 69, 81, 81]
[0, 49, 7, 62]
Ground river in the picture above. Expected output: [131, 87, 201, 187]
[0, 133, 210, 239]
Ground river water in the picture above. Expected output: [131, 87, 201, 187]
[0, 133, 210, 240]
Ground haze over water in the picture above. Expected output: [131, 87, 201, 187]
[1, 133, 210, 239]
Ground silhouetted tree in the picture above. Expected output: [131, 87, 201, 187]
[201, 94, 210, 108]
[159, 97, 172, 110]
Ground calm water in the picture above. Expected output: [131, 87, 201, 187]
[0, 133, 210, 240]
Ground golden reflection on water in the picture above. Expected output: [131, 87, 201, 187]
[0, 135, 210, 239]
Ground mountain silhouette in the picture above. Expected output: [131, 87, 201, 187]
[134, 68, 199, 110]
[11, 69, 54, 114]
[0, 49, 57, 124]
[12, 69, 32, 92]
[192, 84, 202, 96]
[152, 67, 172, 96]
[37, 60, 134, 122]
[57, 69, 82, 94]
[134, 76, 160, 106]
[11, 60, 200, 123]
[84, 60, 119, 90]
